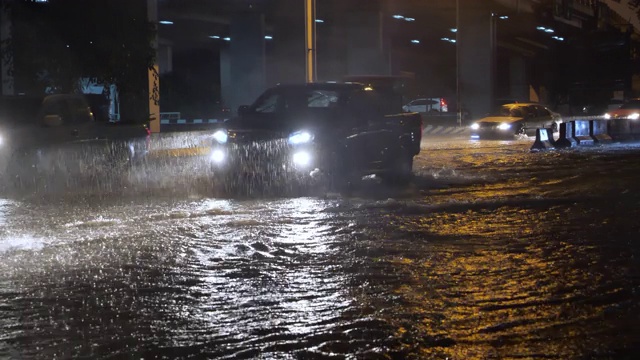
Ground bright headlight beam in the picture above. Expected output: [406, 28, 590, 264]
[471, 123, 480, 130]
[211, 149, 225, 163]
[288, 131, 313, 145]
[498, 123, 512, 130]
[629, 113, 640, 120]
[604, 113, 611, 119]
[292, 151, 311, 167]
[213, 129, 228, 144]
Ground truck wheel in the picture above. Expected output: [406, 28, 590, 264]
[384, 153, 413, 186]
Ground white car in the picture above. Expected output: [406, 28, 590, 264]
[402, 98, 448, 113]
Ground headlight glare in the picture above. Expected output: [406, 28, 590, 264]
[604, 113, 611, 119]
[498, 123, 512, 130]
[213, 129, 228, 144]
[470, 123, 480, 130]
[629, 113, 640, 120]
[292, 151, 312, 167]
[288, 131, 313, 145]
[211, 149, 225, 163]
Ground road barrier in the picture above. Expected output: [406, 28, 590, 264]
[572, 120, 595, 146]
[531, 128, 555, 151]
[532, 116, 640, 151]
[160, 118, 226, 125]
[159, 118, 228, 132]
[555, 122, 578, 148]
[607, 118, 633, 142]
[590, 119, 613, 144]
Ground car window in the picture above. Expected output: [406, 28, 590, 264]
[535, 105, 551, 117]
[523, 106, 537, 118]
[510, 108, 525, 117]
[411, 99, 426, 106]
[493, 105, 523, 117]
[251, 90, 282, 113]
[308, 91, 338, 108]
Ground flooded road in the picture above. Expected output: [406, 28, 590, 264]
[1, 137, 639, 359]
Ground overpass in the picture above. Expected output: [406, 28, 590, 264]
[148, 0, 640, 131]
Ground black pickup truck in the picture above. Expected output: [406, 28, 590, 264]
[205, 82, 422, 190]
[0, 94, 150, 190]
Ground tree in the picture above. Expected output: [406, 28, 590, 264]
[2, 0, 156, 122]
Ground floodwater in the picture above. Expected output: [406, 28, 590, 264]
[1, 137, 639, 359]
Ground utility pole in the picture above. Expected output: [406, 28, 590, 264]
[456, 0, 461, 127]
[147, 0, 160, 133]
[305, 0, 316, 83]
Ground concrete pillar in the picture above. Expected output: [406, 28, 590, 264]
[226, 11, 266, 114]
[220, 48, 232, 109]
[458, 0, 494, 119]
[147, 0, 160, 133]
[345, 0, 387, 75]
[1, 2, 14, 95]
[269, 0, 305, 85]
[509, 55, 528, 101]
[158, 41, 173, 75]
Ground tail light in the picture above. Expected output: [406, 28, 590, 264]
[440, 98, 448, 112]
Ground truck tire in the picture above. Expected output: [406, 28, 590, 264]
[383, 152, 413, 186]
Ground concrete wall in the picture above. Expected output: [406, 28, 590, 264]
[1, 1, 13, 95]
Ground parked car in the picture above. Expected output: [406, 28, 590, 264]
[206, 82, 423, 190]
[470, 103, 562, 139]
[604, 98, 640, 120]
[402, 98, 448, 113]
[0, 94, 150, 189]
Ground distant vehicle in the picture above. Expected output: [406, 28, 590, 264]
[207, 82, 423, 189]
[470, 103, 562, 139]
[604, 98, 640, 120]
[0, 94, 150, 188]
[402, 98, 448, 113]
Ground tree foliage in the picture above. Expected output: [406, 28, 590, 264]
[3, 0, 156, 120]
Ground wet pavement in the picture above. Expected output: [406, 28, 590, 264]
[1, 136, 639, 359]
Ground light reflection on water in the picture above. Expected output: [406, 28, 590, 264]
[1, 141, 640, 358]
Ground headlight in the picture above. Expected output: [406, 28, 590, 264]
[212, 129, 228, 144]
[629, 113, 640, 120]
[292, 151, 312, 167]
[210, 149, 225, 163]
[470, 123, 480, 130]
[288, 131, 313, 145]
[604, 113, 611, 119]
[498, 123, 512, 130]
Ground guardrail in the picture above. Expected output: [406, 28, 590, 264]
[531, 117, 638, 152]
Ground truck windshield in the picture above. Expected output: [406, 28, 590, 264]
[251, 89, 341, 114]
